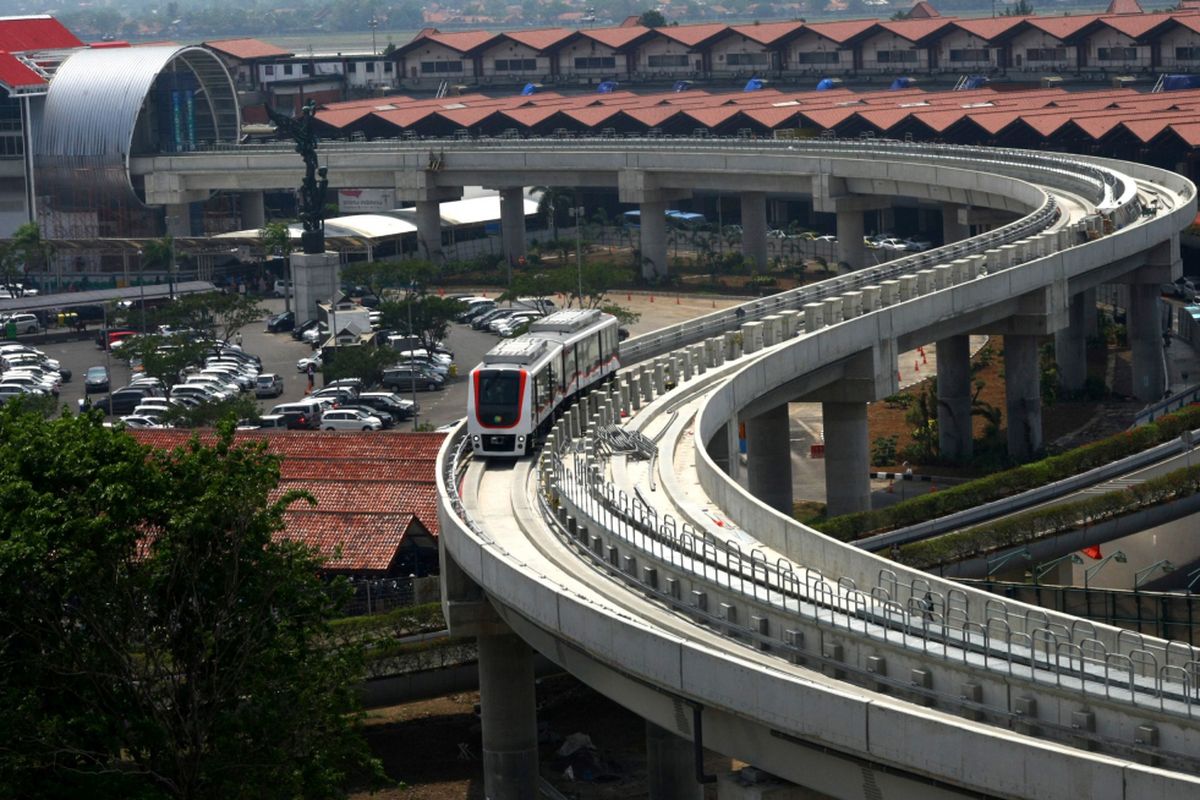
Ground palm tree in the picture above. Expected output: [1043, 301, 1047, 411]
[532, 186, 574, 241]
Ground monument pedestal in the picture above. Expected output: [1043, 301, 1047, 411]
[292, 251, 340, 324]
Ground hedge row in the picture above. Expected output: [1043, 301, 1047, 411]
[816, 404, 1200, 542]
[897, 464, 1200, 569]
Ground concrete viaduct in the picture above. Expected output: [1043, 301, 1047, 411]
[138, 138, 1197, 797]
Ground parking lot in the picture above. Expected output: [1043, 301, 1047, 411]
[18, 291, 745, 430]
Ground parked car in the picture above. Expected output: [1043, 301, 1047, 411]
[337, 403, 396, 428]
[292, 319, 320, 341]
[356, 391, 417, 421]
[874, 238, 910, 252]
[265, 310, 295, 332]
[273, 280, 293, 298]
[84, 365, 110, 393]
[99, 385, 164, 416]
[321, 408, 383, 431]
[296, 352, 323, 373]
[902, 237, 932, 252]
[254, 373, 285, 398]
[382, 366, 444, 392]
[118, 414, 167, 429]
[2, 312, 40, 335]
[270, 400, 324, 430]
[237, 413, 289, 431]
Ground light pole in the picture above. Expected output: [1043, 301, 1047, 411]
[1032, 552, 1083, 584]
[569, 198, 584, 303]
[985, 547, 1031, 577]
[136, 249, 146, 333]
[369, 17, 378, 55]
[1084, 550, 1127, 590]
[1133, 559, 1174, 590]
[408, 281, 419, 431]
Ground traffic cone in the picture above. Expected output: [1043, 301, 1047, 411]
[627, 292, 631, 300]
[929, 483, 938, 493]
[650, 295, 655, 303]
[887, 480, 895, 493]
[914, 359, 920, 372]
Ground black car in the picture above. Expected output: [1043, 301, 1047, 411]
[265, 310, 295, 333]
[292, 319, 320, 340]
[97, 385, 163, 416]
[356, 392, 416, 421]
[84, 365, 109, 394]
[382, 366, 444, 392]
[338, 403, 397, 428]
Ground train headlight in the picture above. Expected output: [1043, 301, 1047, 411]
[472, 435, 481, 445]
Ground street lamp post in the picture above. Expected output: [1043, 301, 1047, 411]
[1032, 553, 1083, 584]
[1133, 559, 1175, 590]
[569, 200, 584, 303]
[1084, 550, 1127, 590]
[408, 281, 419, 431]
[369, 17, 379, 55]
[985, 547, 1031, 577]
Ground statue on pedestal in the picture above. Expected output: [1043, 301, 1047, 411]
[264, 100, 328, 255]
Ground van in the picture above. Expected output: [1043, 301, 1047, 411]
[514, 297, 557, 314]
[3, 313, 40, 335]
[270, 399, 324, 429]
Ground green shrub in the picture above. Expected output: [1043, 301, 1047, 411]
[818, 404, 1200, 541]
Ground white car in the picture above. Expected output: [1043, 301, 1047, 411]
[874, 237, 910, 252]
[902, 237, 932, 252]
[320, 408, 383, 431]
[1, 371, 56, 395]
[297, 351, 323, 372]
[118, 414, 167, 428]
[2, 313, 40, 335]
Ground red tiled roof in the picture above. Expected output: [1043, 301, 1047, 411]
[1106, 0, 1143, 13]
[1095, 13, 1181, 40]
[414, 29, 500, 53]
[654, 23, 732, 47]
[0, 50, 45, 89]
[1023, 15, 1098, 40]
[802, 18, 878, 44]
[0, 15, 82, 52]
[907, 1, 941, 19]
[950, 17, 1024, 41]
[729, 20, 806, 45]
[877, 17, 953, 43]
[205, 37, 292, 60]
[131, 430, 445, 574]
[581, 25, 652, 49]
[499, 27, 575, 50]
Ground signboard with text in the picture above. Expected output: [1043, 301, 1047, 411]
[337, 188, 396, 213]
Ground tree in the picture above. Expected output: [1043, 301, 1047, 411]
[0, 410, 381, 799]
[118, 332, 212, 389]
[152, 292, 267, 344]
[321, 343, 398, 387]
[9, 222, 54, 291]
[1001, 0, 1034, 16]
[377, 294, 465, 352]
[340, 259, 437, 301]
[143, 235, 175, 295]
[159, 394, 261, 428]
[639, 9, 666, 27]
[532, 186, 575, 241]
[259, 221, 294, 309]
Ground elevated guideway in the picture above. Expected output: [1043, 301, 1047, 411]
[433, 139, 1198, 799]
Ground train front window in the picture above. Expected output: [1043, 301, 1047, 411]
[477, 370, 522, 426]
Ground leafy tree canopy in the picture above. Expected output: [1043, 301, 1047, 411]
[144, 292, 267, 344]
[321, 343, 400, 387]
[639, 8, 666, 27]
[118, 332, 213, 389]
[0, 409, 382, 799]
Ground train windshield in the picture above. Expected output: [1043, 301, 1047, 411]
[476, 370, 522, 426]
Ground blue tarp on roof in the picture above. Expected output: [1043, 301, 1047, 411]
[890, 77, 914, 90]
[521, 82, 538, 96]
[1162, 74, 1200, 91]
[744, 77, 765, 92]
[816, 78, 835, 91]
[597, 80, 619, 93]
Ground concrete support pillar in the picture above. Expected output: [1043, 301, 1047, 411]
[936, 335, 973, 462]
[823, 402, 870, 516]
[1004, 334, 1043, 461]
[1055, 292, 1088, 395]
[640, 199, 668, 280]
[164, 203, 191, 237]
[740, 190, 768, 273]
[836, 209, 865, 270]
[477, 630, 538, 799]
[1129, 282, 1166, 403]
[942, 203, 969, 244]
[500, 187, 527, 268]
[745, 403, 793, 515]
[240, 191, 266, 230]
[646, 722, 702, 800]
[415, 199, 443, 262]
[1082, 287, 1099, 339]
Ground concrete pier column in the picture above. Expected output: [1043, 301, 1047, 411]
[836, 209, 865, 270]
[640, 199, 668, 280]
[646, 722, 702, 800]
[745, 403, 792, 514]
[936, 335, 973, 462]
[477, 631, 539, 800]
[415, 199, 443, 261]
[942, 203, 969, 244]
[1055, 292, 1088, 396]
[1129, 282, 1166, 403]
[740, 191, 768, 273]
[1004, 334, 1043, 461]
[164, 203, 191, 237]
[823, 401, 870, 517]
[500, 187, 527, 268]
[1083, 287, 1099, 339]
[240, 191, 266, 230]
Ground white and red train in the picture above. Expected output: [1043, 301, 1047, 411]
[468, 309, 621, 457]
